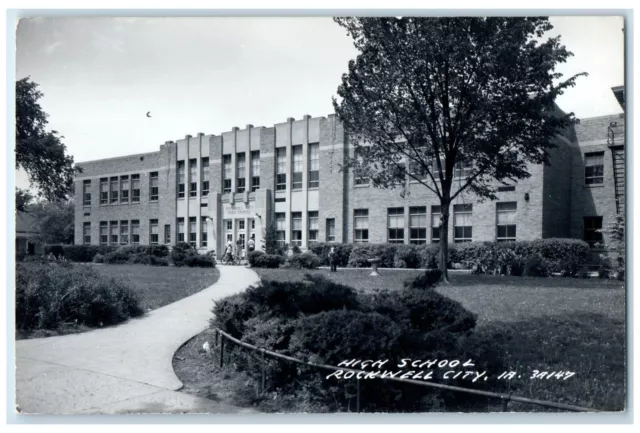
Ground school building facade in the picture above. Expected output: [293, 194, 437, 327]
[73, 89, 626, 258]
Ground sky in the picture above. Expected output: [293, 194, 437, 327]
[14, 16, 625, 189]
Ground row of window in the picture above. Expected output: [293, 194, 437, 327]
[87, 173, 158, 206]
[177, 157, 210, 199]
[274, 143, 320, 191]
[87, 218, 209, 248]
[377, 202, 516, 244]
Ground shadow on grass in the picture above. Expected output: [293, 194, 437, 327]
[462, 311, 626, 412]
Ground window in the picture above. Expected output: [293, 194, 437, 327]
[585, 152, 604, 185]
[387, 207, 405, 244]
[276, 148, 287, 191]
[189, 217, 197, 247]
[201, 157, 210, 196]
[409, 206, 427, 244]
[189, 158, 198, 197]
[292, 145, 303, 189]
[109, 221, 118, 244]
[120, 220, 129, 244]
[99, 221, 108, 245]
[251, 151, 260, 191]
[131, 220, 140, 244]
[326, 218, 336, 242]
[584, 216, 603, 247]
[275, 197, 286, 203]
[120, 175, 129, 204]
[177, 218, 185, 243]
[291, 212, 302, 246]
[238, 219, 245, 231]
[354, 167, 370, 186]
[110, 177, 119, 204]
[308, 211, 319, 243]
[354, 209, 369, 243]
[177, 161, 186, 198]
[497, 185, 515, 192]
[83, 180, 91, 206]
[454, 160, 472, 179]
[225, 220, 233, 243]
[150, 219, 159, 245]
[454, 204, 473, 242]
[100, 178, 108, 205]
[408, 161, 428, 181]
[131, 174, 140, 202]
[83, 222, 91, 245]
[201, 218, 208, 247]
[164, 224, 171, 245]
[308, 143, 319, 188]
[496, 202, 517, 242]
[236, 153, 246, 193]
[223, 155, 232, 193]
[275, 213, 286, 246]
[431, 206, 441, 243]
[149, 172, 159, 201]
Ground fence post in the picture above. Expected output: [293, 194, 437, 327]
[261, 349, 266, 395]
[356, 377, 361, 413]
[502, 396, 510, 412]
[219, 335, 225, 368]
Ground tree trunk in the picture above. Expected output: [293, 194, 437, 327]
[439, 202, 451, 284]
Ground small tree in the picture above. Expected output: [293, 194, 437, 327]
[333, 17, 586, 282]
[599, 214, 625, 279]
[261, 219, 280, 255]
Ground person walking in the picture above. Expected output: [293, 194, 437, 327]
[328, 247, 337, 272]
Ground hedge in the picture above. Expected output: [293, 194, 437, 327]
[16, 262, 143, 333]
[44, 244, 170, 263]
[283, 252, 321, 269]
[248, 251, 284, 268]
[308, 243, 353, 267]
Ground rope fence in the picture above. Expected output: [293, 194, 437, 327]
[212, 328, 599, 413]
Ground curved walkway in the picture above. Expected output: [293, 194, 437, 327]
[15, 265, 260, 415]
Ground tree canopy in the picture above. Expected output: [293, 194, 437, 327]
[333, 17, 586, 281]
[16, 77, 78, 201]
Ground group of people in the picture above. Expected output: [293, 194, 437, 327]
[222, 236, 256, 264]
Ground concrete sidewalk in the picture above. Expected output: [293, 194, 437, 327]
[15, 265, 260, 415]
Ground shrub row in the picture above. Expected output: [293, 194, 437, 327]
[170, 243, 216, 268]
[44, 244, 170, 263]
[308, 239, 590, 276]
[248, 251, 284, 268]
[211, 272, 490, 412]
[16, 262, 143, 333]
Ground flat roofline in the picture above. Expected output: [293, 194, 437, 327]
[76, 150, 160, 166]
[577, 112, 625, 122]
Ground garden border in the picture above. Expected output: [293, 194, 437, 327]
[213, 328, 599, 413]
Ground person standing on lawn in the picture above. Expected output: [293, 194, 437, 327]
[328, 247, 337, 272]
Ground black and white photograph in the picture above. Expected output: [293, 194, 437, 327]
[10, 11, 628, 418]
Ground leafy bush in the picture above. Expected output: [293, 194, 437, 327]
[419, 244, 441, 269]
[308, 243, 353, 267]
[248, 250, 265, 267]
[523, 254, 549, 277]
[393, 244, 422, 269]
[170, 242, 215, 267]
[284, 252, 321, 269]
[104, 250, 130, 264]
[211, 293, 261, 338]
[347, 243, 397, 268]
[452, 239, 589, 277]
[16, 262, 143, 333]
[403, 269, 442, 290]
[44, 244, 118, 262]
[249, 253, 283, 268]
[243, 274, 360, 319]
[93, 253, 105, 263]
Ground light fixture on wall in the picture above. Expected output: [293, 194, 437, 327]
[524, 193, 530, 202]
[255, 213, 262, 220]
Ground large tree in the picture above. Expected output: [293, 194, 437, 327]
[16, 77, 78, 201]
[333, 17, 586, 282]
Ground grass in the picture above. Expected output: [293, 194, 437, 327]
[174, 267, 626, 412]
[89, 264, 220, 311]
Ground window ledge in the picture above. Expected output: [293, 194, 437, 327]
[150, 200, 159, 203]
[291, 188, 303, 192]
[354, 184, 370, 188]
[584, 184, 605, 188]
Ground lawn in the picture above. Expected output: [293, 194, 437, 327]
[248, 267, 626, 412]
[90, 264, 220, 311]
